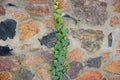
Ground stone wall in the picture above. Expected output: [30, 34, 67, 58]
[0, 0, 120, 80]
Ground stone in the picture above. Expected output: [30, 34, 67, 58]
[0, 5, 5, 16]
[76, 71, 103, 80]
[108, 32, 112, 47]
[58, 0, 70, 11]
[38, 31, 56, 48]
[67, 48, 83, 61]
[13, 68, 34, 80]
[39, 50, 53, 63]
[22, 54, 41, 69]
[112, 0, 120, 13]
[71, 0, 108, 25]
[25, 0, 47, 3]
[0, 58, 19, 71]
[0, 19, 17, 41]
[25, 3, 50, 15]
[104, 60, 120, 74]
[110, 16, 119, 27]
[67, 61, 83, 79]
[19, 20, 40, 41]
[71, 28, 104, 53]
[86, 57, 101, 68]
[11, 11, 30, 21]
[116, 44, 120, 54]
[42, 16, 55, 28]
[0, 45, 13, 56]
[37, 64, 51, 80]
[0, 71, 12, 80]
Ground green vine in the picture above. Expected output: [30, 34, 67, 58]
[51, 0, 69, 80]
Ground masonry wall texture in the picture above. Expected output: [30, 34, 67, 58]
[0, 0, 120, 80]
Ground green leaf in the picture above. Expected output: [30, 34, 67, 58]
[56, 33, 63, 41]
[58, 17, 64, 24]
[61, 28, 69, 36]
[61, 39, 69, 47]
[55, 23, 62, 31]
[54, 5, 58, 10]
[56, 9, 62, 14]
[53, 13, 60, 20]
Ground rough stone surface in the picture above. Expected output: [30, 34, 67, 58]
[104, 60, 120, 74]
[76, 71, 103, 80]
[67, 48, 83, 61]
[12, 68, 34, 80]
[67, 61, 83, 79]
[71, 0, 108, 25]
[38, 31, 56, 48]
[0, 5, 5, 16]
[19, 20, 40, 41]
[71, 28, 104, 53]
[0, 58, 19, 71]
[21, 54, 42, 69]
[0, 19, 17, 41]
[86, 57, 101, 68]
[0, 0, 119, 80]
[0, 71, 12, 80]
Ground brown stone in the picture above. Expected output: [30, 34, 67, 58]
[58, 0, 70, 11]
[76, 71, 103, 80]
[42, 16, 55, 29]
[19, 20, 40, 41]
[0, 58, 19, 71]
[0, 71, 12, 80]
[67, 61, 83, 79]
[104, 60, 120, 74]
[0, 5, 5, 16]
[116, 44, 120, 54]
[110, 16, 119, 27]
[112, 0, 120, 13]
[67, 48, 83, 61]
[21, 54, 42, 69]
[37, 64, 51, 80]
[25, 0, 47, 3]
[11, 11, 30, 21]
[26, 3, 50, 15]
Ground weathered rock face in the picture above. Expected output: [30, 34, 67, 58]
[71, 28, 104, 53]
[19, 20, 40, 41]
[38, 31, 56, 48]
[25, 3, 50, 16]
[12, 68, 34, 80]
[67, 48, 83, 61]
[0, 45, 13, 56]
[112, 0, 120, 13]
[76, 70, 103, 80]
[21, 54, 42, 69]
[71, 0, 108, 25]
[39, 50, 53, 63]
[0, 19, 17, 41]
[104, 60, 120, 74]
[86, 57, 101, 68]
[0, 58, 18, 71]
[0, 71, 12, 80]
[0, 5, 5, 16]
[67, 61, 83, 79]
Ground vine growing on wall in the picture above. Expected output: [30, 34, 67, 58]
[51, 0, 69, 80]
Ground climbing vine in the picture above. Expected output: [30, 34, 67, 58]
[51, 0, 69, 80]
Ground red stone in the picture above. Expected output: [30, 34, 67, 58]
[0, 5, 5, 16]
